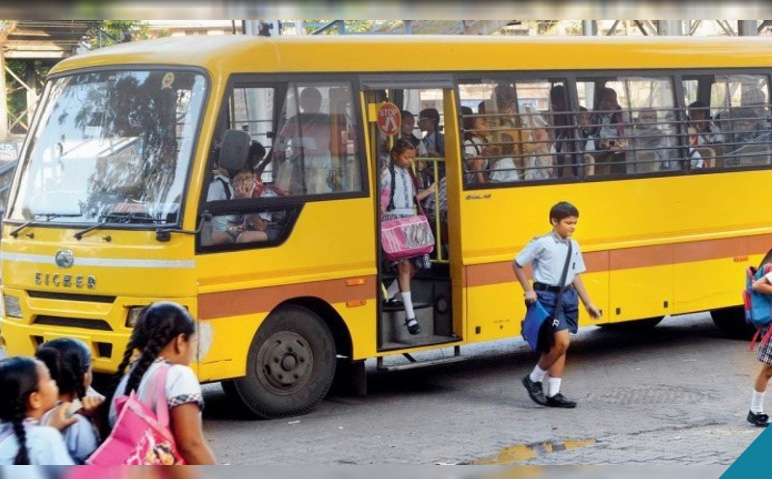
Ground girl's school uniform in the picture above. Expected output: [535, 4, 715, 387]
[0, 419, 74, 465]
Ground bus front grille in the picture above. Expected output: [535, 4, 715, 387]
[27, 291, 117, 303]
[33, 316, 113, 331]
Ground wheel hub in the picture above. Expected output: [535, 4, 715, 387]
[256, 331, 313, 392]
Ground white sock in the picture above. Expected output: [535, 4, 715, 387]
[386, 280, 400, 300]
[401, 291, 415, 319]
[529, 365, 548, 384]
[546, 377, 562, 397]
[752, 390, 766, 414]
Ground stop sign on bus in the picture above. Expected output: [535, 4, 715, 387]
[377, 102, 401, 137]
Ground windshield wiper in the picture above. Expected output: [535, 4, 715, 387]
[9, 214, 79, 238]
[74, 212, 169, 240]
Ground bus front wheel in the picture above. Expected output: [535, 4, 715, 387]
[225, 305, 337, 419]
[711, 306, 755, 339]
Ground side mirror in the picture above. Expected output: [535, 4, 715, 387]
[218, 129, 251, 173]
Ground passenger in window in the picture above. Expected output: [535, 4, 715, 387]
[488, 133, 520, 182]
[463, 112, 494, 184]
[399, 110, 427, 155]
[591, 87, 628, 175]
[577, 106, 596, 176]
[492, 84, 518, 128]
[687, 126, 706, 169]
[202, 145, 238, 247]
[687, 101, 723, 145]
[229, 167, 281, 244]
[548, 85, 574, 176]
[522, 113, 554, 181]
[276, 87, 333, 194]
[418, 108, 445, 158]
[631, 108, 669, 173]
[380, 139, 436, 335]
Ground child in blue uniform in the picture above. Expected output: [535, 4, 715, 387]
[513, 201, 602, 408]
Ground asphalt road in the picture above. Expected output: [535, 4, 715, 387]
[199, 312, 762, 466]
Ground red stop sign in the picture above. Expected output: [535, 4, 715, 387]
[377, 102, 401, 136]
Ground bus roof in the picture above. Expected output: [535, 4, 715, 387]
[50, 35, 772, 76]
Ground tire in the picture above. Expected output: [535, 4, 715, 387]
[597, 316, 663, 332]
[711, 306, 755, 339]
[225, 305, 337, 419]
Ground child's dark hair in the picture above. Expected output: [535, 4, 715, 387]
[549, 201, 579, 222]
[35, 338, 91, 401]
[0, 357, 40, 464]
[390, 137, 416, 160]
[102, 302, 195, 432]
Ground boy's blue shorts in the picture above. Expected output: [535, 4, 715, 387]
[536, 288, 580, 333]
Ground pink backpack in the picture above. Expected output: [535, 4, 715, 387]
[87, 364, 185, 465]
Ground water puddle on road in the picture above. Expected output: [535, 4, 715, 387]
[468, 438, 597, 465]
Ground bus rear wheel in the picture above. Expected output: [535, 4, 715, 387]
[225, 305, 337, 419]
[711, 306, 755, 339]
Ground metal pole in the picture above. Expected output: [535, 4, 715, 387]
[0, 46, 8, 140]
[582, 20, 596, 36]
[656, 20, 683, 36]
[738, 20, 759, 36]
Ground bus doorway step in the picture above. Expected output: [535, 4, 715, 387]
[376, 346, 464, 372]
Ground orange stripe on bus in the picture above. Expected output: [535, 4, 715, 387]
[198, 276, 376, 320]
[467, 235, 772, 288]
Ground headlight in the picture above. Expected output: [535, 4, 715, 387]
[4, 295, 22, 318]
[125, 306, 146, 328]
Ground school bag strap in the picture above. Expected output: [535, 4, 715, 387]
[552, 240, 574, 322]
[216, 177, 232, 200]
[387, 162, 396, 213]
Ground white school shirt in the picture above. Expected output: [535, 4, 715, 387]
[0, 419, 74, 465]
[380, 165, 415, 216]
[207, 173, 237, 231]
[514, 231, 586, 287]
[108, 360, 204, 428]
[40, 409, 98, 464]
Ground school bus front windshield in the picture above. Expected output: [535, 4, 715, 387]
[7, 69, 208, 227]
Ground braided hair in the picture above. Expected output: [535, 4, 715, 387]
[35, 338, 92, 401]
[102, 302, 195, 434]
[0, 357, 40, 465]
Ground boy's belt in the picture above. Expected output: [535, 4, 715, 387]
[534, 282, 572, 293]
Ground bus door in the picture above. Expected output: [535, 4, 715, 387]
[360, 75, 462, 351]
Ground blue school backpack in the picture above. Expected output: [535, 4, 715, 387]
[744, 264, 772, 350]
[744, 264, 772, 327]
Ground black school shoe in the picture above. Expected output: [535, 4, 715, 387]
[405, 317, 422, 335]
[546, 393, 577, 408]
[522, 375, 547, 406]
[748, 410, 770, 427]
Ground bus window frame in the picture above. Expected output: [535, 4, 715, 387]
[196, 73, 369, 254]
[456, 67, 772, 191]
[6, 65, 211, 233]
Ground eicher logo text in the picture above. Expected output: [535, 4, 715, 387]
[35, 273, 96, 289]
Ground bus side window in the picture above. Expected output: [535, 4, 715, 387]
[274, 82, 363, 195]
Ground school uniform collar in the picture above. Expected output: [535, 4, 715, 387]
[550, 231, 570, 245]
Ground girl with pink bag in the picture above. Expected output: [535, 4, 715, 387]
[99, 302, 217, 465]
[380, 139, 437, 335]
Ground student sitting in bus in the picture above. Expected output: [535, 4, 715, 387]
[229, 166, 281, 244]
[202, 144, 238, 247]
[688, 126, 707, 169]
[418, 108, 445, 158]
[489, 133, 520, 183]
[687, 100, 723, 146]
[591, 87, 629, 175]
[522, 113, 554, 181]
[463, 111, 494, 184]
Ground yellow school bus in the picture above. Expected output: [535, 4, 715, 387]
[1, 35, 770, 418]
